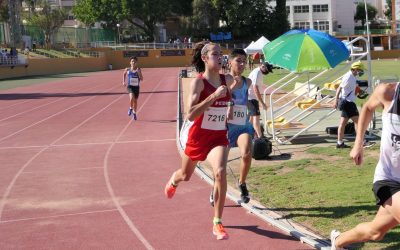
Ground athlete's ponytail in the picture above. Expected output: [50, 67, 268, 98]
[191, 41, 207, 73]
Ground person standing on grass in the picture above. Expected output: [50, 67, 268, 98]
[247, 61, 273, 138]
[331, 82, 400, 250]
[123, 56, 143, 120]
[334, 61, 367, 148]
[164, 41, 234, 240]
[210, 48, 254, 205]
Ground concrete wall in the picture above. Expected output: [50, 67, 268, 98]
[0, 57, 108, 80]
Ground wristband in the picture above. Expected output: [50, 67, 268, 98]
[227, 101, 234, 107]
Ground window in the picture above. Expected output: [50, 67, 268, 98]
[294, 5, 309, 13]
[313, 21, 329, 31]
[286, 6, 290, 14]
[313, 4, 328, 12]
[294, 21, 311, 29]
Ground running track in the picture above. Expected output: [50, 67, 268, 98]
[0, 68, 312, 249]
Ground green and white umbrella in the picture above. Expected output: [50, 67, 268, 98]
[262, 29, 350, 72]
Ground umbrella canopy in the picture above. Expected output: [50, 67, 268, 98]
[262, 29, 349, 72]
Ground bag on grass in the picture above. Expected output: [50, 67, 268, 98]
[252, 137, 272, 160]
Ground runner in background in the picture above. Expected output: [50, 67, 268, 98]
[331, 83, 400, 250]
[210, 48, 254, 205]
[123, 57, 143, 120]
[164, 41, 235, 240]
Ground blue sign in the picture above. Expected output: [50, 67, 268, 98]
[210, 32, 232, 41]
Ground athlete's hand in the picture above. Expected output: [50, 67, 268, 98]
[214, 85, 227, 99]
[227, 106, 233, 120]
[350, 144, 364, 166]
[231, 75, 242, 90]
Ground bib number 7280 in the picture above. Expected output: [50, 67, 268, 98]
[201, 107, 227, 130]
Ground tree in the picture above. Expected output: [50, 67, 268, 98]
[73, 0, 192, 42]
[269, 0, 289, 39]
[72, 0, 99, 27]
[191, 0, 219, 35]
[211, 0, 276, 41]
[28, 1, 66, 48]
[384, 0, 392, 20]
[0, 0, 8, 22]
[354, 2, 377, 28]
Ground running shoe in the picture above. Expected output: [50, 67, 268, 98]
[336, 142, 350, 149]
[209, 189, 214, 207]
[330, 230, 347, 250]
[363, 140, 376, 148]
[213, 223, 229, 240]
[128, 108, 133, 116]
[133, 113, 137, 120]
[164, 182, 177, 199]
[239, 183, 250, 204]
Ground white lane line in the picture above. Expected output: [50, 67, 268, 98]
[0, 85, 124, 220]
[0, 85, 120, 143]
[0, 208, 118, 224]
[102, 71, 174, 250]
[0, 138, 176, 150]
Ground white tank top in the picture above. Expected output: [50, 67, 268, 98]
[374, 83, 400, 182]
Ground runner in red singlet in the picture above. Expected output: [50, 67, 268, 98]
[164, 41, 234, 240]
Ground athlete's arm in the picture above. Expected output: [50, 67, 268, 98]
[138, 68, 144, 81]
[350, 84, 390, 165]
[187, 78, 227, 121]
[122, 68, 128, 86]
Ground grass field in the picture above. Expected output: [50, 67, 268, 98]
[242, 59, 400, 249]
[247, 145, 400, 250]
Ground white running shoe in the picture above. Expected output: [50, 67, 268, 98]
[330, 230, 347, 250]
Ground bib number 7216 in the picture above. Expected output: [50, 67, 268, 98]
[201, 107, 227, 130]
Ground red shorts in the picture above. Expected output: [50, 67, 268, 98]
[184, 134, 228, 161]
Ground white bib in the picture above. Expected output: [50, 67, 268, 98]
[201, 107, 227, 130]
[228, 105, 247, 125]
[129, 77, 139, 86]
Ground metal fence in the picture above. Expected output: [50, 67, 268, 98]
[23, 25, 115, 47]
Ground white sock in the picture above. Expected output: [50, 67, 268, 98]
[337, 140, 343, 145]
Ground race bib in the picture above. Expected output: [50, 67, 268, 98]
[129, 77, 139, 86]
[228, 105, 247, 125]
[201, 107, 227, 130]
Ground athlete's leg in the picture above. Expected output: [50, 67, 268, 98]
[207, 145, 229, 220]
[337, 117, 349, 142]
[169, 154, 198, 185]
[237, 133, 252, 184]
[335, 192, 400, 248]
[129, 93, 134, 109]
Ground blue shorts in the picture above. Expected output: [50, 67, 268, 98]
[227, 122, 254, 147]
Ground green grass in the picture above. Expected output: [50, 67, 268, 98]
[247, 145, 400, 249]
[244, 59, 400, 87]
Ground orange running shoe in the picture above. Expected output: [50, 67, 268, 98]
[213, 223, 229, 240]
[164, 182, 177, 199]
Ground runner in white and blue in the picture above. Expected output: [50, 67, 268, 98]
[123, 57, 143, 120]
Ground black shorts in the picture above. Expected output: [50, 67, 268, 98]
[341, 101, 359, 118]
[373, 180, 400, 206]
[248, 99, 261, 116]
[127, 85, 140, 99]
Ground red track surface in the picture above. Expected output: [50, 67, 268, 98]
[0, 68, 312, 249]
